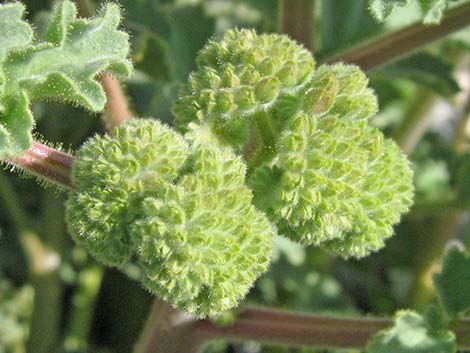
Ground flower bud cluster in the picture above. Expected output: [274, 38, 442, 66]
[174, 29, 414, 258]
[67, 119, 274, 316]
[173, 28, 314, 149]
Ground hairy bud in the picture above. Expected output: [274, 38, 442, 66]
[66, 119, 274, 316]
[174, 29, 414, 258]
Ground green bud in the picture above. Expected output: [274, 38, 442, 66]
[66, 119, 274, 317]
[255, 77, 281, 104]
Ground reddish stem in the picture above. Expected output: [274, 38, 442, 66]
[278, 0, 315, 50]
[193, 307, 391, 349]
[326, 2, 470, 70]
[7, 142, 77, 191]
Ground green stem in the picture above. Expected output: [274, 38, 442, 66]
[0, 172, 30, 229]
[65, 265, 104, 351]
[278, 0, 315, 50]
[26, 190, 68, 353]
[21, 229, 62, 353]
[326, 2, 470, 70]
[5, 142, 77, 191]
[391, 90, 437, 153]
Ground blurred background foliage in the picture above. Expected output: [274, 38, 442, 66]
[0, 0, 469, 352]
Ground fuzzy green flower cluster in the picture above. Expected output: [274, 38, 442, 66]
[67, 119, 274, 317]
[173, 28, 314, 150]
[174, 29, 414, 258]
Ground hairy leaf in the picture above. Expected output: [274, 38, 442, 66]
[368, 0, 459, 23]
[0, 1, 132, 157]
[433, 245, 470, 318]
[367, 311, 456, 353]
[0, 3, 32, 61]
[369, 0, 411, 21]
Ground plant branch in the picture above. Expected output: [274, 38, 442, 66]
[134, 305, 470, 351]
[194, 307, 391, 349]
[5, 142, 77, 191]
[278, 0, 314, 50]
[326, 2, 470, 70]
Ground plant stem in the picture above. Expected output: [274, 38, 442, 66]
[134, 299, 202, 353]
[194, 307, 391, 349]
[6, 142, 77, 191]
[326, 2, 470, 70]
[278, 0, 314, 50]
[0, 172, 30, 229]
[65, 265, 104, 351]
[26, 190, 68, 353]
[133, 305, 470, 351]
[392, 89, 437, 153]
[101, 74, 134, 132]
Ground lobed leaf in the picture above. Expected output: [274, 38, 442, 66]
[0, 0, 132, 157]
[369, 0, 411, 21]
[0, 3, 32, 61]
[368, 0, 459, 23]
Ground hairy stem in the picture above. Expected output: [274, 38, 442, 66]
[6, 142, 77, 191]
[326, 2, 470, 70]
[278, 0, 315, 50]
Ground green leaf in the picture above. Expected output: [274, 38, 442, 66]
[322, 0, 383, 55]
[0, 92, 32, 156]
[0, 3, 33, 61]
[368, 0, 411, 21]
[419, 0, 457, 24]
[433, 245, 470, 318]
[369, 0, 458, 23]
[0, 0, 132, 156]
[367, 311, 456, 353]
[133, 32, 171, 81]
[380, 53, 460, 97]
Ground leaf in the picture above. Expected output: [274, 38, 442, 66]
[368, 0, 411, 21]
[0, 3, 33, 61]
[322, 0, 383, 55]
[380, 53, 460, 97]
[369, 0, 458, 23]
[166, 4, 215, 80]
[0, 1, 132, 156]
[367, 311, 456, 353]
[433, 245, 470, 318]
[419, 0, 459, 24]
[133, 32, 171, 81]
[0, 92, 32, 157]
